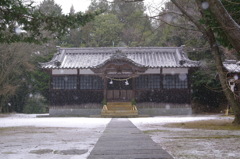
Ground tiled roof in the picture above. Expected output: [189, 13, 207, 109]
[223, 60, 240, 73]
[41, 47, 199, 69]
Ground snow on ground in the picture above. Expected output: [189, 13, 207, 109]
[0, 114, 111, 159]
[1, 114, 239, 159]
[0, 114, 111, 128]
[130, 115, 240, 159]
[129, 115, 221, 129]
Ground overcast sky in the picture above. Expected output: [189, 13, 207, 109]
[33, 0, 166, 15]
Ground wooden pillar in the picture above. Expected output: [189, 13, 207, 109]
[187, 68, 191, 103]
[160, 68, 164, 102]
[160, 68, 163, 89]
[49, 69, 53, 105]
[103, 75, 107, 100]
[77, 69, 80, 90]
[132, 76, 136, 100]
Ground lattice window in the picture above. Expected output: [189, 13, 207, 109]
[136, 75, 147, 89]
[176, 74, 188, 88]
[163, 75, 175, 89]
[149, 75, 161, 89]
[136, 75, 160, 89]
[65, 76, 77, 89]
[163, 74, 188, 89]
[52, 76, 77, 90]
[52, 76, 64, 89]
[80, 75, 103, 90]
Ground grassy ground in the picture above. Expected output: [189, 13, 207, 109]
[164, 116, 240, 130]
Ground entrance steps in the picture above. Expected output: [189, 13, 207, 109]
[101, 102, 138, 117]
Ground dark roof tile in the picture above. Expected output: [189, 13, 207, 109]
[41, 47, 199, 69]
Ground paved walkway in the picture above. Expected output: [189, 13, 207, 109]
[87, 118, 173, 159]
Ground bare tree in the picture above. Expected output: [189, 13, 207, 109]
[206, 0, 240, 52]
[0, 43, 45, 112]
[170, 0, 240, 124]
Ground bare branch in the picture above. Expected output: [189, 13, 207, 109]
[206, 0, 240, 52]
[157, 17, 200, 32]
[124, 0, 144, 2]
[170, 0, 208, 35]
[224, 0, 240, 5]
[158, 11, 183, 17]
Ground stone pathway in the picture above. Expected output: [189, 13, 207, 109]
[87, 118, 173, 159]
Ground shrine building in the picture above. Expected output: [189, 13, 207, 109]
[41, 47, 199, 117]
[223, 60, 240, 101]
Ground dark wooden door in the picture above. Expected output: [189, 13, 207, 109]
[107, 79, 133, 101]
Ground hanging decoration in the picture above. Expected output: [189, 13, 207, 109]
[106, 75, 137, 85]
[109, 79, 113, 85]
[125, 80, 129, 85]
[105, 75, 137, 82]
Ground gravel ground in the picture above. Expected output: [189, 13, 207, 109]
[130, 115, 240, 159]
[0, 114, 111, 159]
[0, 126, 98, 159]
[1, 114, 240, 159]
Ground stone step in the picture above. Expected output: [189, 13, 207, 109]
[102, 109, 138, 117]
[102, 102, 138, 117]
[102, 110, 138, 113]
[101, 113, 138, 117]
[107, 102, 133, 110]
[101, 115, 138, 118]
[107, 106, 132, 110]
[107, 102, 131, 106]
[107, 102, 132, 105]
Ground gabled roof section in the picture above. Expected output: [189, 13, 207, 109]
[94, 49, 146, 69]
[223, 60, 240, 73]
[41, 47, 200, 69]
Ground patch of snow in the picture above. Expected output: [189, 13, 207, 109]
[202, 2, 209, 10]
[0, 114, 111, 159]
[130, 115, 221, 129]
[130, 115, 240, 159]
[0, 114, 111, 128]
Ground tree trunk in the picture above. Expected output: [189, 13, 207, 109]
[207, 0, 240, 52]
[171, 0, 240, 124]
[207, 29, 240, 125]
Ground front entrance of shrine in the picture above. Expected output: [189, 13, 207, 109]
[106, 79, 133, 101]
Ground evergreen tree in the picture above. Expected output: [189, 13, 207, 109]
[0, 0, 98, 43]
[110, 0, 152, 46]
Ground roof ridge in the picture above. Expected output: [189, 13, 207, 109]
[41, 47, 199, 69]
[60, 47, 182, 50]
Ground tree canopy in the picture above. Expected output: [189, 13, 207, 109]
[62, 0, 152, 47]
[205, 0, 240, 52]
[0, 0, 100, 43]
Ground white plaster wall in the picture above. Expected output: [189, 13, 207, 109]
[162, 68, 188, 74]
[52, 69, 77, 75]
[80, 69, 95, 74]
[144, 69, 160, 74]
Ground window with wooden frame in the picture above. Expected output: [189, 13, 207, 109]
[176, 74, 188, 88]
[135, 75, 161, 89]
[65, 76, 77, 89]
[163, 74, 188, 89]
[52, 76, 77, 89]
[80, 75, 103, 90]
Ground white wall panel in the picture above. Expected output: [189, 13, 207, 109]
[162, 68, 188, 74]
[80, 69, 94, 74]
[144, 69, 160, 74]
[52, 69, 77, 75]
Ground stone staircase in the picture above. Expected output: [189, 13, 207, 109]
[101, 102, 138, 117]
